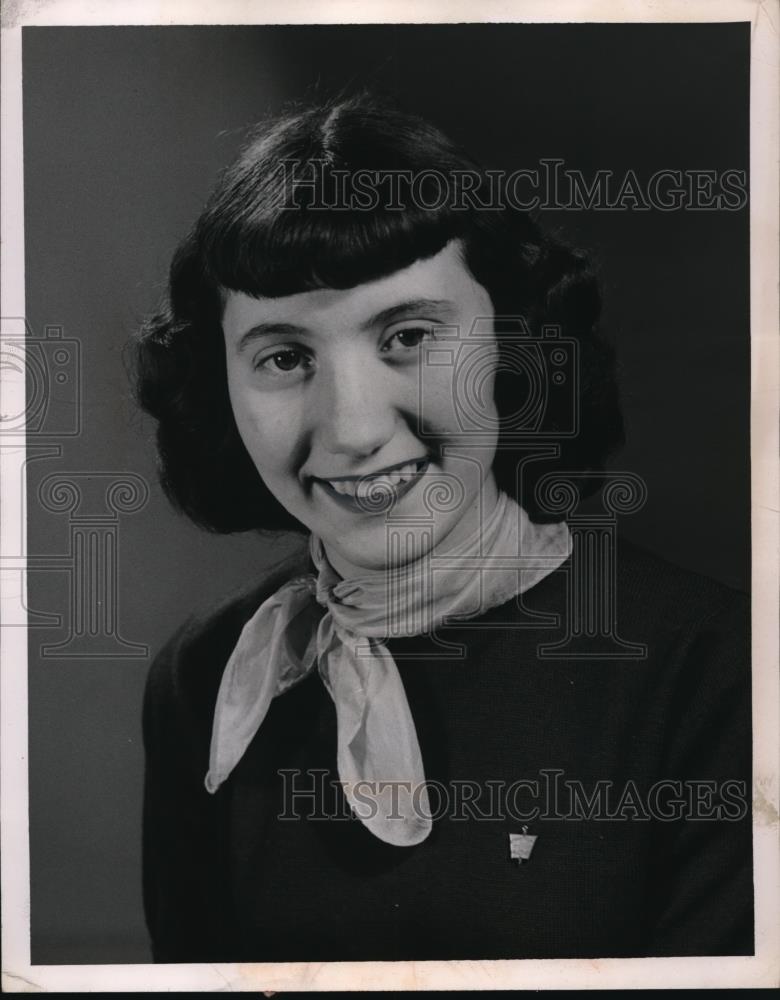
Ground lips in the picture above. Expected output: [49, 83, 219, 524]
[312, 458, 429, 513]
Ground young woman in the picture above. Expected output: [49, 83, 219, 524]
[135, 93, 752, 962]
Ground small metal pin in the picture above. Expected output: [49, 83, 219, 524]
[509, 825, 537, 864]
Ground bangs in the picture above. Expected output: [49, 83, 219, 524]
[198, 181, 471, 299]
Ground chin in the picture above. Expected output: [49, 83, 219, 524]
[329, 517, 452, 574]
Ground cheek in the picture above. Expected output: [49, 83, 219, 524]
[423, 345, 500, 434]
[418, 372, 457, 429]
[228, 381, 301, 476]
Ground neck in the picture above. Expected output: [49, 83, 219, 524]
[323, 473, 502, 581]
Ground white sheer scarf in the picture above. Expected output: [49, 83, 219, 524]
[205, 491, 570, 846]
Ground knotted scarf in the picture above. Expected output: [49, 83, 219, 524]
[205, 491, 571, 846]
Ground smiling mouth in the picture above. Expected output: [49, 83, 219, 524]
[312, 458, 430, 512]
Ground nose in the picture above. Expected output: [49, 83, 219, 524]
[313, 354, 397, 461]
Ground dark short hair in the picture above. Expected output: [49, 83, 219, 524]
[133, 92, 624, 533]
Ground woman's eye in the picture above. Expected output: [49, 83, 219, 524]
[255, 348, 310, 375]
[384, 326, 435, 352]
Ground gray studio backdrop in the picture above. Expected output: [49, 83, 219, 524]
[21, 23, 749, 962]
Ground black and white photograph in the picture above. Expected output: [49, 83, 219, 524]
[1, 0, 778, 992]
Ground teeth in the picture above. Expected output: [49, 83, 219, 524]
[356, 477, 392, 498]
[324, 460, 424, 499]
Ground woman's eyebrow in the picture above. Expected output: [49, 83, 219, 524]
[360, 298, 456, 330]
[236, 322, 307, 353]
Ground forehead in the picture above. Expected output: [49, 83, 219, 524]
[221, 239, 492, 339]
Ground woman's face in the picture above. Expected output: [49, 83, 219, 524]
[223, 239, 500, 575]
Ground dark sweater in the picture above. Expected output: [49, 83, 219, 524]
[142, 539, 753, 962]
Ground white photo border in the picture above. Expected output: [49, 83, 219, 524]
[1, 0, 778, 992]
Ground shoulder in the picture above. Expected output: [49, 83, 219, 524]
[527, 532, 749, 662]
[143, 538, 312, 724]
[517, 535, 751, 724]
[613, 536, 748, 635]
[610, 538, 750, 731]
